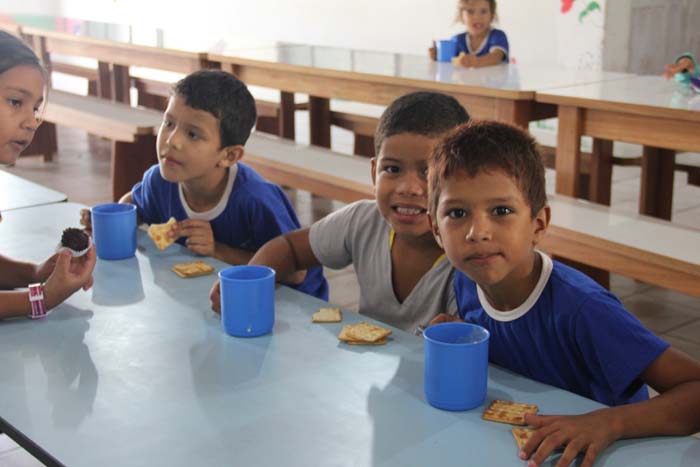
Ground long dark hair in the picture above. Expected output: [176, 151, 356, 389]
[0, 31, 45, 76]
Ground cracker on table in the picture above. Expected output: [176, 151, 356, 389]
[172, 261, 214, 278]
[344, 338, 387, 346]
[511, 427, 536, 450]
[482, 399, 538, 426]
[148, 217, 177, 250]
[338, 322, 392, 343]
[312, 307, 342, 323]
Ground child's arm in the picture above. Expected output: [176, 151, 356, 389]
[209, 228, 319, 313]
[172, 218, 256, 265]
[521, 347, 700, 467]
[456, 50, 505, 68]
[428, 40, 437, 61]
[0, 255, 41, 289]
[80, 191, 138, 234]
[0, 248, 96, 319]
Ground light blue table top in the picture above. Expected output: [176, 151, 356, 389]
[0, 203, 698, 467]
[0, 170, 67, 212]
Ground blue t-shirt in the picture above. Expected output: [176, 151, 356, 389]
[454, 254, 669, 406]
[452, 28, 509, 62]
[131, 163, 328, 300]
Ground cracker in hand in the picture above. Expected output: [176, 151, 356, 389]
[511, 427, 536, 450]
[482, 400, 538, 426]
[312, 307, 342, 323]
[172, 261, 214, 278]
[148, 217, 177, 250]
[338, 322, 391, 345]
[451, 52, 466, 66]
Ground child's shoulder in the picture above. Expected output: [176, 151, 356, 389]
[231, 163, 289, 202]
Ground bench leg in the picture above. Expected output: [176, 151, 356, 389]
[255, 116, 279, 135]
[588, 138, 613, 205]
[688, 169, 700, 187]
[354, 134, 375, 158]
[88, 79, 98, 97]
[640, 147, 675, 220]
[137, 90, 168, 111]
[278, 91, 296, 140]
[111, 135, 157, 201]
[22, 122, 57, 162]
[112, 64, 131, 105]
[555, 106, 583, 198]
[97, 62, 112, 100]
[309, 96, 331, 148]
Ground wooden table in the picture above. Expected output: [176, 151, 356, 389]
[209, 45, 632, 146]
[537, 75, 700, 220]
[0, 170, 66, 211]
[2, 203, 697, 467]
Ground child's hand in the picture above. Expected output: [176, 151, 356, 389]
[520, 410, 621, 467]
[79, 208, 92, 235]
[664, 57, 694, 79]
[43, 246, 97, 309]
[428, 40, 437, 61]
[33, 253, 60, 283]
[429, 313, 464, 326]
[456, 53, 477, 68]
[209, 280, 221, 314]
[172, 219, 216, 257]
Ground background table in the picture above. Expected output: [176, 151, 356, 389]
[1, 207, 697, 466]
[0, 170, 67, 212]
[537, 75, 700, 220]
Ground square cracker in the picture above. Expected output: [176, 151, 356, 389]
[512, 427, 536, 450]
[344, 338, 387, 346]
[148, 217, 177, 250]
[338, 322, 391, 343]
[312, 307, 342, 323]
[172, 261, 214, 279]
[482, 400, 538, 426]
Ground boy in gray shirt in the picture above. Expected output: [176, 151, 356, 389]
[210, 92, 469, 333]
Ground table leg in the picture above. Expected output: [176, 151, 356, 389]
[555, 106, 583, 198]
[588, 138, 613, 205]
[112, 64, 131, 104]
[278, 91, 296, 140]
[309, 96, 331, 148]
[97, 62, 112, 100]
[640, 147, 675, 220]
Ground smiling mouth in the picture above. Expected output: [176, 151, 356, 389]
[392, 206, 427, 216]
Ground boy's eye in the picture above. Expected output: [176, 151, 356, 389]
[493, 206, 513, 216]
[162, 119, 174, 128]
[187, 130, 199, 140]
[8, 98, 22, 108]
[447, 208, 467, 219]
[382, 165, 400, 174]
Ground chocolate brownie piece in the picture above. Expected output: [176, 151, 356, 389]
[61, 227, 90, 252]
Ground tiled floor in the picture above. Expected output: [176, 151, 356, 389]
[2, 119, 699, 463]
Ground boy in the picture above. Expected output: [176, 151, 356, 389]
[210, 92, 469, 333]
[428, 120, 700, 467]
[83, 70, 326, 300]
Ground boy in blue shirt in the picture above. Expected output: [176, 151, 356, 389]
[82, 70, 326, 300]
[427, 121, 700, 467]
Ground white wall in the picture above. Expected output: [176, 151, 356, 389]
[54, 0, 608, 70]
[1, 0, 60, 15]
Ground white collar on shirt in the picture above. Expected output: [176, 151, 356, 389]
[466, 28, 492, 56]
[178, 164, 238, 221]
[476, 250, 553, 322]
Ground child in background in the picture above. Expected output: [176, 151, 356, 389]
[210, 92, 469, 334]
[0, 31, 96, 319]
[81, 70, 327, 300]
[429, 0, 509, 68]
[428, 121, 700, 467]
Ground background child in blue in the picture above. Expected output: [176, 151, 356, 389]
[210, 92, 469, 334]
[427, 121, 700, 467]
[83, 70, 326, 300]
[0, 31, 96, 319]
[429, 0, 509, 68]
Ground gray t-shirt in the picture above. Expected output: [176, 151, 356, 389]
[309, 200, 456, 333]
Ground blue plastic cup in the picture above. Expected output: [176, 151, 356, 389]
[91, 203, 137, 260]
[424, 322, 490, 411]
[437, 39, 457, 62]
[219, 265, 275, 337]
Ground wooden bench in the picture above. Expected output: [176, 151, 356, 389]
[38, 90, 163, 201]
[244, 132, 700, 297]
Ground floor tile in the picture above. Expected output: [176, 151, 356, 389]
[666, 319, 700, 345]
[622, 295, 698, 334]
[659, 334, 700, 361]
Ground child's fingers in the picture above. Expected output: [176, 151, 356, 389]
[209, 280, 221, 313]
[554, 439, 585, 467]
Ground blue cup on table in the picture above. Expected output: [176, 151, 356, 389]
[424, 322, 489, 411]
[436, 39, 457, 62]
[219, 265, 275, 337]
[90, 203, 137, 260]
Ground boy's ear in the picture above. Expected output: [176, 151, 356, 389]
[370, 157, 378, 187]
[427, 212, 444, 249]
[217, 144, 245, 168]
[531, 204, 551, 246]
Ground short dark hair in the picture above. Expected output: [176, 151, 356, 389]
[429, 120, 546, 218]
[0, 31, 45, 77]
[173, 70, 256, 147]
[374, 91, 470, 155]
